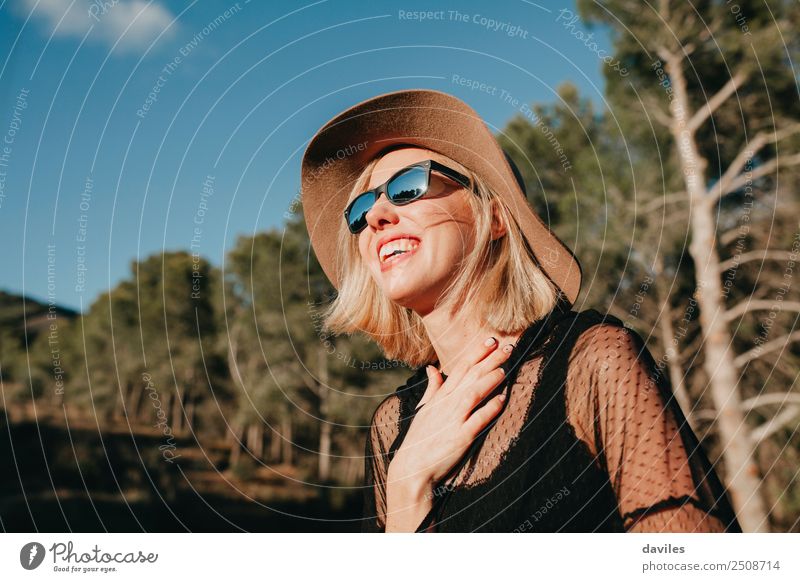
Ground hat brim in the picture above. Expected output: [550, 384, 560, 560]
[300, 88, 582, 306]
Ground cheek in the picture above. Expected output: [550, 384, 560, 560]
[415, 198, 475, 252]
[425, 225, 472, 265]
[357, 233, 372, 264]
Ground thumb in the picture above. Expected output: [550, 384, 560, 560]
[416, 365, 443, 410]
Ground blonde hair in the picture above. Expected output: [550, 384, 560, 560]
[319, 152, 560, 368]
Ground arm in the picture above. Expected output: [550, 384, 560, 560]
[361, 395, 400, 533]
[565, 323, 733, 533]
[362, 394, 437, 532]
[385, 462, 435, 532]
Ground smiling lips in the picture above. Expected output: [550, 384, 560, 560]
[378, 237, 420, 271]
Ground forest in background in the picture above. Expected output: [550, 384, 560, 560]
[1, 0, 800, 531]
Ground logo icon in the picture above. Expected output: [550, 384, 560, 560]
[20, 542, 46, 570]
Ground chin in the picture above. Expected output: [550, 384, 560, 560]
[381, 278, 445, 314]
[380, 283, 422, 307]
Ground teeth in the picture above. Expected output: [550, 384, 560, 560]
[379, 238, 420, 262]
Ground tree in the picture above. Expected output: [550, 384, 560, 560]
[577, 0, 800, 531]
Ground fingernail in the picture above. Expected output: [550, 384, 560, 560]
[502, 343, 514, 353]
[484, 337, 497, 347]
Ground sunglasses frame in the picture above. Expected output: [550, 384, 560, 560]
[343, 159, 473, 234]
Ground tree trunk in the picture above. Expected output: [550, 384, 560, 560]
[186, 397, 196, 432]
[665, 54, 770, 532]
[282, 414, 293, 466]
[269, 432, 280, 462]
[317, 344, 331, 482]
[130, 381, 144, 423]
[171, 389, 183, 435]
[229, 423, 243, 467]
[652, 257, 696, 430]
[254, 423, 264, 459]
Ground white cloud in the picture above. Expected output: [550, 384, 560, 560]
[20, 0, 177, 54]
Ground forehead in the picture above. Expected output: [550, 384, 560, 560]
[367, 147, 453, 189]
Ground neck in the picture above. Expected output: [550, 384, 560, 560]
[421, 306, 523, 376]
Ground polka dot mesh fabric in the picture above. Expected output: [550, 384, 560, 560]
[361, 306, 742, 533]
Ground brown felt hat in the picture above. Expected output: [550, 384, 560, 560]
[300, 88, 582, 306]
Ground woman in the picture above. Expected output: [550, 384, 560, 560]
[301, 89, 741, 533]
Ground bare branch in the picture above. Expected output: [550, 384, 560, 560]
[750, 405, 800, 444]
[692, 409, 721, 423]
[741, 393, 800, 410]
[720, 227, 745, 246]
[663, 209, 690, 226]
[639, 191, 687, 214]
[725, 300, 800, 322]
[719, 249, 797, 272]
[655, 45, 677, 65]
[733, 330, 800, 368]
[723, 153, 800, 195]
[679, 333, 704, 363]
[711, 123, 800, 201]
[300, 371, 321, 397]
[650, 104, 674, 129]
[689, 70, 749, 134]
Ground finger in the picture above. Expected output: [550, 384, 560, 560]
[469, 340, 516, 379]
[463, 392, 507, 437]
[459, 366, 509, 414]
[447, 340, 515, 399]
[445, 336, 501, 390]
[416, 365, 443, 410]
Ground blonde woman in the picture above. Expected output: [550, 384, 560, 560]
[301, 89, 741, 533]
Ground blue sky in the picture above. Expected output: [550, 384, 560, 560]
[0, 0, 612, 312]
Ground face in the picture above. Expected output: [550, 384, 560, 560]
[355, 147, 476, 315]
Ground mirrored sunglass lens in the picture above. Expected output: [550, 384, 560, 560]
[387, 166, 428, 203]
[347, 192, 375, 231]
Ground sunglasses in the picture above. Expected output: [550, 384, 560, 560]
[343, 159, 473, 234]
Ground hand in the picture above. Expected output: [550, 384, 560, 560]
[388, 336, 514, 492]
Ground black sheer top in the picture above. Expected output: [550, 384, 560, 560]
[361, 306, 742, 532]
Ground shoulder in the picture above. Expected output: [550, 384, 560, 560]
[559, 311, 662, 451]
[557, 310, 664, 408]
[558, 309, 648, 371]
[370, 392, 401, 427]
[366, 392, 402, 449]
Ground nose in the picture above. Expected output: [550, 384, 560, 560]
[364, 191, 400, 230]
